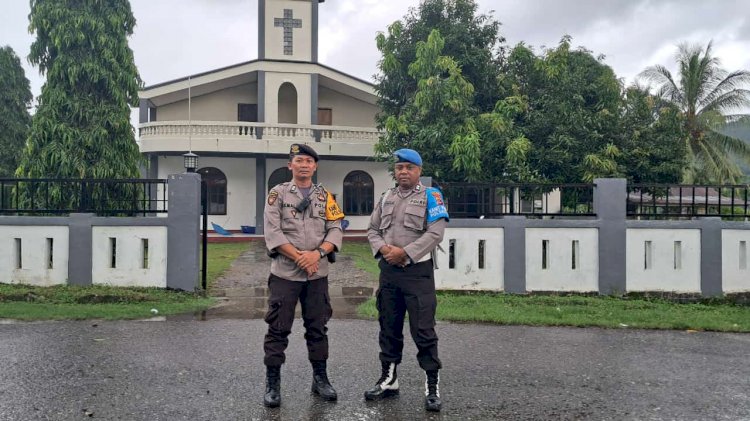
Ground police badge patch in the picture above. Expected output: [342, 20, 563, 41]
[267, 190, 279, 205]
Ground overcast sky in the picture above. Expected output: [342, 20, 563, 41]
[2, 0, 750, 105]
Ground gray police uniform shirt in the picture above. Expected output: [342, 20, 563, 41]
[264, 182, 343, 281]
[367, 183, 447, 264]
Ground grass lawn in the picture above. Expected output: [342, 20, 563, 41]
[0, 242, 250, 321]
[201, 242, 252, 289]
[339, 240, 379, 278]
[357, 293, 750, 332]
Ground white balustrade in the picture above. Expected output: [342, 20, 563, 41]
[139, 121, 380, 144]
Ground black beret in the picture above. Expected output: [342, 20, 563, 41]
[289, 143, 319, 162]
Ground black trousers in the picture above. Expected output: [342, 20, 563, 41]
[263, 274, 332, 367]
[376, 259, 441, 371]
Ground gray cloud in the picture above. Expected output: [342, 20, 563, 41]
[1, 0, 748, 102]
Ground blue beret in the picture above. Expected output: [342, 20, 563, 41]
[393, 148, 422, 166]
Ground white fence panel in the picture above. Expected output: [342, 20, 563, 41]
[0, 226, 69, 286]
[435, 228, 504, 290]
[626, 229, 701, 292]
[722, 229, 750, 293]
[525, 228, 599, 292]
[91, 226, 168, 288]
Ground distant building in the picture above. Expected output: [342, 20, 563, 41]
[138, 0, 390, 233]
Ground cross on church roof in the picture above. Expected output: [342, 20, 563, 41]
[274, 9, 302, 56]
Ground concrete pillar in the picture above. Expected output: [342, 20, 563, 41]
[167, 173, 201, 291]
[594, 178, 627, 295]
[503, 216, 526, 293]
[68, 213, 94, 286]
[700, 217, 723, 296]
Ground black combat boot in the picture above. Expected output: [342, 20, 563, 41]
[424, 369, 441, 412]
[364, 361, 399, 400]
[311, 360, 338, 401]
[263, 365, 281, 408]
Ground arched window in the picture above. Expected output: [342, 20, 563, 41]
[197, 167, 227, 215]
[268, 167, 292, 191]
[343, 170, 374, 215]
[278, 82, 298, 124]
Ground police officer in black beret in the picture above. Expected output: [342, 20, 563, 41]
[262, 143, 345, 408]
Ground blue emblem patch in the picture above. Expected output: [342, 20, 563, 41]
[425, 187, 449, 223]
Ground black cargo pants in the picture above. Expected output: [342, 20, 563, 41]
[376, 259, 441, 371]
[263, 274, 333, 366]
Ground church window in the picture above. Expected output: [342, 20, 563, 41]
[343, 171, 374, 215]
[197, 167, 227, 215]
[268, 167, 293, 191]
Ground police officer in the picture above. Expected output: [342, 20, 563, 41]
[262, 143, 344, 408]
[364, 148, 449, 412]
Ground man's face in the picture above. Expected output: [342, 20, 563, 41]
[288, 155, 317, 181]
[394, 162, 422, 189]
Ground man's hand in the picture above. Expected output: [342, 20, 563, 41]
[383, 245, 408, 267]
[295, 250, 321, 275]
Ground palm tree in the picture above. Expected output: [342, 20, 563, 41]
[639, 41, 750, 184]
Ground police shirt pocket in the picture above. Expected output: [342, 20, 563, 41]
[404, 205, 426, 231]
[379, 204, 395, 230]
[281, 207, 300, 231]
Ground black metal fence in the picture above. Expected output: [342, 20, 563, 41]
[437, 182, 596, 218]
[0, 178, 168, 216]
[628, 184, 750, 219]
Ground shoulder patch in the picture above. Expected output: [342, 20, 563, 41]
[325, 191, 345, 221]
[425, 187, 449, 223]
[267, 189, 279, 206]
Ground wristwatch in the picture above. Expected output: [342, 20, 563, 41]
[317, 247, 327, 258]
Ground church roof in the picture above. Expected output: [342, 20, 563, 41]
[140, 59, 377, 106]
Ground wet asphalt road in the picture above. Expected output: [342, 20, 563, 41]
[0, 319, 748, 420]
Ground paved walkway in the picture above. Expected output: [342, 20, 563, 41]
[1, 319, 748, 420]
[208, 241, 377, 319]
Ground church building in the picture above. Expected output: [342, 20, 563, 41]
[138, 0, 391, 233]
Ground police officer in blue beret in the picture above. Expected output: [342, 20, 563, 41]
[364, 148, 449, 412]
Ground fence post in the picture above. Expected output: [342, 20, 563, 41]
[594, 178, 627, 295]
[167, 173, 201, 291]
[700, 217, 723, 296]
[68, 213, 94, 286]
[503, 216, 527, 293]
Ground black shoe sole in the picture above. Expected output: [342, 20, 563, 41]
[364, 389, 399, 401]
[263, 400, 280, 408]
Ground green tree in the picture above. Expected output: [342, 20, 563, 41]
[505, 37, 623, 183]
[378, 29, 482, 180]
[639, 41, 750, 183]
[374, 0, 504, 179]
[618, 86, 687, 183]
[0, 46, 32, 177]
[17, 0, 143, 183]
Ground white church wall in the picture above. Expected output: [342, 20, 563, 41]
[158, 156, 256, 231]
[264, 0, 313, 62]
[0, 226, 69, 286]
[91, 226, 168, 288]
[722, 229, 750, 292]
[265, 73, 312, 125]
[316, 160, 392, 231]
[318, 86, 378, 128]
[626, 229, 701, 292]
[157, 83, 258, 122]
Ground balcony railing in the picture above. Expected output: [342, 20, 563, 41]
[139, 121, 381, 143]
